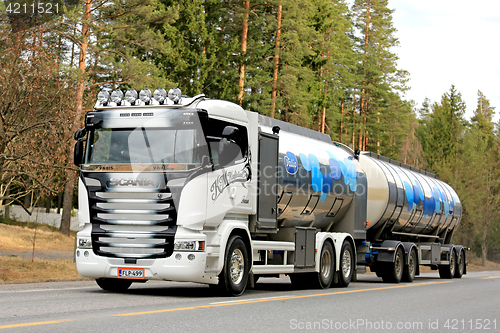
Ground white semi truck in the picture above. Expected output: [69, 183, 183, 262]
[74, 87, 466, 296]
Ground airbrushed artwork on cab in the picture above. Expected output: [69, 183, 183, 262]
[284, 150, 358, 201]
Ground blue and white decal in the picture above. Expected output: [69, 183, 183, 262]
[285, 151, 298, 175]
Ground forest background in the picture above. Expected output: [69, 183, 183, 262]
[0, 0, 498, 266]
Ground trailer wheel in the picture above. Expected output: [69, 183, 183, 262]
[335, 241, 354, 287]
[219, 235, 249, 296]
[439, 248, 456, 279]
[454, 250, 465, 278]
[382, 246, 404, 283]
[95, 278, 132, 292]
[402, 248, 417, 282]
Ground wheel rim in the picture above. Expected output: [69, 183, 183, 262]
[395, 251, 402, 277]
[321, 249, 332, 279]
[408, 251, 416, 277]
[342, 249, 351, 278]
[230, 248, 244, 284]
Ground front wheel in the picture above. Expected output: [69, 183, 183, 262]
[218, 235, 249, 296]
[95, 278, 132, 292]
[334, 241, 354, 287]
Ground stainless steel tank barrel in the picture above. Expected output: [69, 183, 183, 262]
[359, 152, 462, 240]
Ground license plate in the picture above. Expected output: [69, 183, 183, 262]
[117, 268, 145, 279]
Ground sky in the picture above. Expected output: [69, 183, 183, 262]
[387, 0, 500, 121]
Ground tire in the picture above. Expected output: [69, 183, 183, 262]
[382, 246, 404, 283]
[95, 278, 132, 292]
[454, 250, 465, 278]
[402, 248, 417, 282]
[335, 241, 354, 287]
[313, 241, 335, 289]
[218, 235, 249, 296]
[439, 248, 456, 279]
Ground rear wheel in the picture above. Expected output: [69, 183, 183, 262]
[454, 250, 465, 278]
[314, 241, 335, 289]
[382, 246, 404, 283]
[402, 248, 417, 282]
[218, 235, 249, 296]
[439, 248, 456, 279]
[95, 278, 132, 292]
[335, 241, 354, 287]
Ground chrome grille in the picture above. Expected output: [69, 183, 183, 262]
[90, 190, 176, 259]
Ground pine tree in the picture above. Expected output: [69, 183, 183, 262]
[418, 85, 466, 177]
[350, 0, 407, 151]
[54, 0, 178, 235]
[455, 91, 499, 266]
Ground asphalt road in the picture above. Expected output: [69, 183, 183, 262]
[1, 271, 499, 332]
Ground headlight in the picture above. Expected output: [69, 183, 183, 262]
[97, 91, 110, 105]
[78, 238, 92, 249]
[153, 88, 167, 104]
[168, 87, 182, 104]
[110, 89, 124, 104]
[174, 241, 205, 251]
[139, 88, 152, 104]
[124, 89, 138, 105]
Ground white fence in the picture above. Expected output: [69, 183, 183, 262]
[2, 205, 82, 231]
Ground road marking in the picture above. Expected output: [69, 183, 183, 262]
[0, 287, 96, 294]
[0, 319, 73, 329]
[113, 281, 452, 317]
[483, 275, 500, 279]
[210, 295, 293, 305]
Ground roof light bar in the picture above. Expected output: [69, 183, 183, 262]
[95, 87, 193, 107]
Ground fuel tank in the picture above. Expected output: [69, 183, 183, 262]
[359, 152, 462, 241]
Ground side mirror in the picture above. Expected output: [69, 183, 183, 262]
[74, 140, 84, 166]
[74, 128, 87, 140]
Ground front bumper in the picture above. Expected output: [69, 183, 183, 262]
[75, 249, 217, 284]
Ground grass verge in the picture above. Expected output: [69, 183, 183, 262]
[0, 256, 86, 284]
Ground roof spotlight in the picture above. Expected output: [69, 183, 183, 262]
[139, 88, 152, 104]
[125, 89, 138, 105]
[110, 90, 123, 105]
[97, 91, 110, 105]
[168, 87, 182, 104]
[153, 88, 167, 104]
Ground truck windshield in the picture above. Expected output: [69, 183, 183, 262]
[85, 127, 209, 165]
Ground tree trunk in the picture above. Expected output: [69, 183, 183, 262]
[60, 172, 76, 235]
[238, 0, 250, 105]
[45, 193, 51, 213]
[57, 189, 63, 214]
[4, 187, 10, 219]
[340, 100, 344, 143]
[60, 0, 91, 236]
[270, 1, 282, 118]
